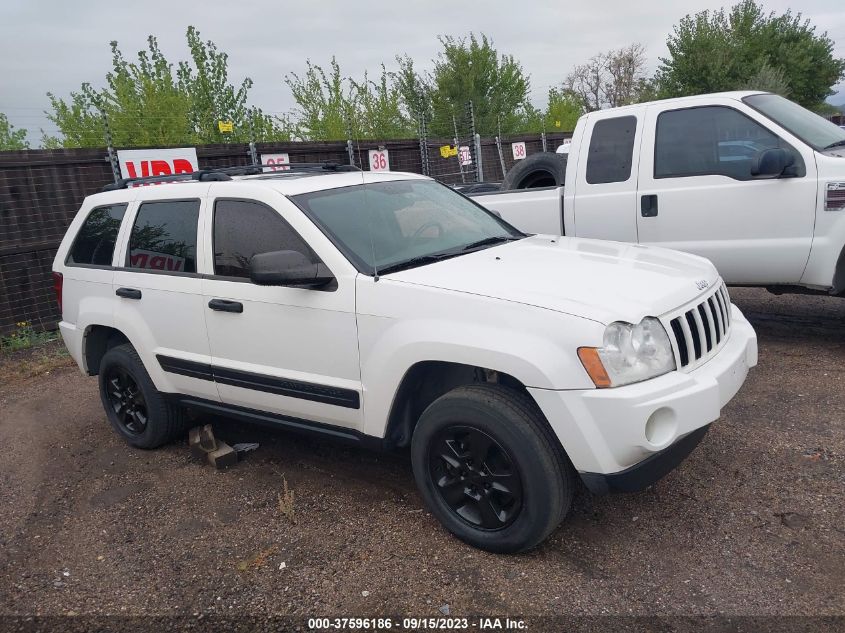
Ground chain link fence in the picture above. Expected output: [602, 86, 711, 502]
[0, 117, 572, 336]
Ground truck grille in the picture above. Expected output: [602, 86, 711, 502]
[663, 283, 732, 371]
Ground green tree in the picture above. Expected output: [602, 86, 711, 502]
[393, 54, 432, 125]
[285, 59, 413, 140]
[45, 28, 287, 148]
[425, 33, 533, 137]
[284, 58, 357, 140]
[0, 113, 29, 150]
[177, 26, 284, 143]
[657, 0, 845, 109]
[544, 88, 583, 132]
[352, 66, 415, 139]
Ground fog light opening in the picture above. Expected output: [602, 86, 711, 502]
[645, 407, 676, 447]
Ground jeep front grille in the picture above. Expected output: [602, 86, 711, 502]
[664, 283, 731, 371]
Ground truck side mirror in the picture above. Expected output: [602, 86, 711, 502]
[249, 250, 334, 288]
[751, 148, 796, 178]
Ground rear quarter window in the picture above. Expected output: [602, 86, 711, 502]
[66, 204, 127, 267]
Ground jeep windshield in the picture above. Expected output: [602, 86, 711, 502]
[743, 93, 845, 152]
[291, 179, 524, 275]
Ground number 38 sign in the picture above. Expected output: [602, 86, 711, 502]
[368, 149, 390, 172]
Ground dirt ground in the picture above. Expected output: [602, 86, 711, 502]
[0, 288, 843, 625]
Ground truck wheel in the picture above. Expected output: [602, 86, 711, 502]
[502, 152, 568, 190]
[411, 384, 574, 553]
[98, 344, 185, 449]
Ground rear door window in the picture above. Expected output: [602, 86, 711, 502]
[66, 204, 127, 266]
[586, 116, 637, 184]
[126, 200, 200, 273]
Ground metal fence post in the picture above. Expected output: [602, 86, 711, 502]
[452, 114, 465, 184]
[346, 139, 356, 166]
[418, 112, 430, 176]
[467, 101, 478, 183]
[248, 141, 258, 166]
[474, 133, 484, 183]
[541, 132, 547, 153]
[495, 136, 506, 180]
[101, 111, 120, 183]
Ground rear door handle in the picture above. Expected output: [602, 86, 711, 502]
[115, 287, 142, 300]
[208, 298, 243, 313]
[641, 194, 658, 217]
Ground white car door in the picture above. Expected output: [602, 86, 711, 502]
[200, 183, 363, 431]
[112, 187, 220, 402]
[636, 99, 817, 284]
[569, 112, 642, 242]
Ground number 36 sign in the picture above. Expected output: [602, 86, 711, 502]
[368, 149, 390, 172]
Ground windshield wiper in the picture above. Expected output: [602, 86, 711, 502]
[377, 236, 523, 275]
[461, 235, 522, 251]
[378, 251, 465, 275]
[823, 139, 845, 150]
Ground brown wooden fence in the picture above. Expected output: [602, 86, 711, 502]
[0, 133, 569, 336]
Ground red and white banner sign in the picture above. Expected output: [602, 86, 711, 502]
[459, 146, 472, 166]
[368, 149, 390, 172]
[117, 147, 199, 181]
[261, 153, 291, 172]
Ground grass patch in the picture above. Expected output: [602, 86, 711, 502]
[0, 322, 59, 353]
[0, 336, 73, 385]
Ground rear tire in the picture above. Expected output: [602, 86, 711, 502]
[502, 152, 567, 190]
[98, 344, 185, 449]
[411, 384, 574, 553]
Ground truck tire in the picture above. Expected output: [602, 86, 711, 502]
[411, 383, 574, 553]
[502, 152, 568, 190]
[98, 343, 185, 449]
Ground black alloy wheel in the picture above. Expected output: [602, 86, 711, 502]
[428, 425, 523, 530]
[104, 366, 148, 435]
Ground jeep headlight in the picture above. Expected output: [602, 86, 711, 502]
[578, 317, 676, 388]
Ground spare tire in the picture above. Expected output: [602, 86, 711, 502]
[502, 152, 567, 190]
[454, 182, 502, 195]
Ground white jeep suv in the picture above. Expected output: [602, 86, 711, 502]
[52, 164, 758, 553]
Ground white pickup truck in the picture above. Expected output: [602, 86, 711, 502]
[471, 91, 845, 295]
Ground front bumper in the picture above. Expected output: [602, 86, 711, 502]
[529, 304, 757, 492]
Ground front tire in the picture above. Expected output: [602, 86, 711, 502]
[98, 344, 184, 449]
[411, 384, 574, 553]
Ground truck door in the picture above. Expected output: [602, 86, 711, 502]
[635, 100, 817, 284]
[570, 113, 642, 242]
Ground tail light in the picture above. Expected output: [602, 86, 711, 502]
[826, 183, 845, 211]
[52, 272, 63, 314]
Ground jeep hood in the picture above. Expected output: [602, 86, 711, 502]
[385, 235, 720, 324]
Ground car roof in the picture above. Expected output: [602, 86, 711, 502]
[586, 91, 769, 116]
[85, 170, 431, 205]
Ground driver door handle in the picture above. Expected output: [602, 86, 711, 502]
[208, 299, 243, 313]
[641, 194, 658, 217]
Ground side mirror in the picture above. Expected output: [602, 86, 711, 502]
[751, 148, 796, 178]
[249, 250, 334, 288]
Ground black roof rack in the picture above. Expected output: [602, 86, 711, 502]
[101, 162, 361, 192]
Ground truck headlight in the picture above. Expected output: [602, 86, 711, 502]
[578, 318, 676, 388]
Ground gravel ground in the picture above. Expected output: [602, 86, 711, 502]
[0, 288, 843, 624]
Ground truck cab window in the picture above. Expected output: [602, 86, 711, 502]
[654, 106, 803, 180]
[586, 116, 637, 184]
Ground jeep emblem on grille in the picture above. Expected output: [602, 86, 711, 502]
[695, 279, 709, 290]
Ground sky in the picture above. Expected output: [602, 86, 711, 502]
[1, 0, 843, 145]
